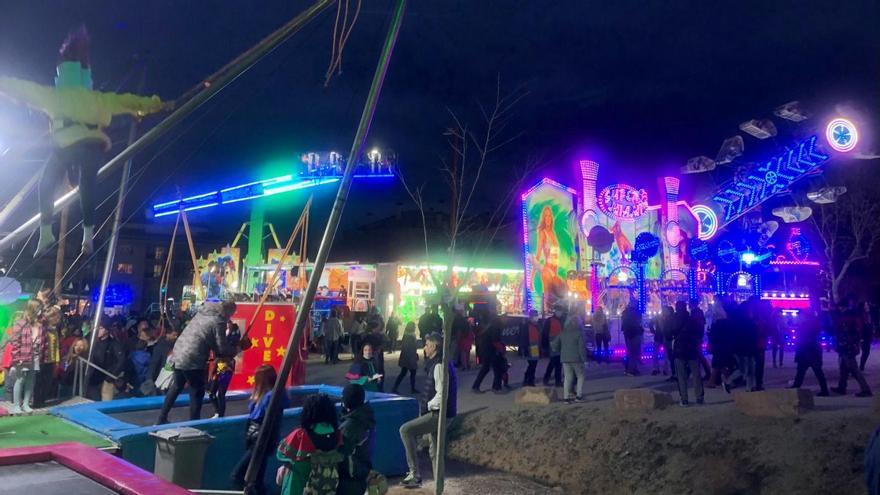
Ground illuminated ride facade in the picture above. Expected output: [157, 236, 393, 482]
[521, 114, 863, 350]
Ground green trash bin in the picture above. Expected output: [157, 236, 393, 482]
[149, 426, 214, 489]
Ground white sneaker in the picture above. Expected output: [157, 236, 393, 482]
[211, 413, 220, 419]
[34, 224, 56, 258]
[401, 472, 422, 488]
[21, 404, 33, 413]
[8, 405, 22, 415]
[81, 225, 95, 255]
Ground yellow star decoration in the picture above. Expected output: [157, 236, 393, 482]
[251, 338, 259, 348]
[276, 346, 286, 357]
[246, 375, 255, 385]
[280, 315, 286, 322]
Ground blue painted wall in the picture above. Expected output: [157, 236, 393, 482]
[52, 385, 418, 493]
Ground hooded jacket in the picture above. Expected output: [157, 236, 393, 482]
[552, 315, 586, 363]
[168, 303, 234, 371]
[338, 403, 376, 485]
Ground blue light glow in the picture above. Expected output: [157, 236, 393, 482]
[152, 171, 392, 217]
[712, 135, 829, 226]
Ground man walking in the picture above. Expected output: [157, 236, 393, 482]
[622, 302, 643, 376]
[324, 309, 342, 364]
[399, 333, 457, 488]
[673, 301, 704, 406]
[156, 301, 245, 424]
[832, 299, 873, 397]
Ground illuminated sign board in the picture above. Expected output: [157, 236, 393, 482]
[597, 184, 648, 220]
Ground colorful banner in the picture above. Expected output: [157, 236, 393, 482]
[229, 303, 306, 390]
[594, 209, 663, 279]
[523, 179, 578, 313]
[197, 247, 241, 298]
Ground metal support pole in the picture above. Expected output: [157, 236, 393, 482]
[243, 0, 407, 490]
[83, 69, 145, 395]
[0, 168, 41, 231]
[53, 188, 71, 294]
[637, 262, 646, 314]
[0, 0, 335, 251]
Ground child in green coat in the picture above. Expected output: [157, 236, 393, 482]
[276, 394, 341, 495]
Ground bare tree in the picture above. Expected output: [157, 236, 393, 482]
[809, 166, 880, 303]
[397, 77, 537, 494]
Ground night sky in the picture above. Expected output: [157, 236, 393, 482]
[0, 1, 878, 264]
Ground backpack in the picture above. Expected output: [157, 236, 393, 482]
[303, 450, 343, 495]
[367, 470, 389, 495]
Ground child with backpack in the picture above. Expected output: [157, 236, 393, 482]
[276, 393, 342, 495]
[337, 384, 376, 495]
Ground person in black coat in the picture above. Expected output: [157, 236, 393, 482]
[147, 327, 180, 385]
[337, 384, 376, 495]
[790, 309, 829, 396]
[471, 322, 503, 393]
[730, 302, 758, 392]
[89, 324, 126, 401]
[392, 322, 420, 394]
[621, 303, 643, 376]
[707, 304, 735, 388]
[672, 301, 704, 406]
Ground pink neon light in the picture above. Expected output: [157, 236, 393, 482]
[520, 177, 577, 312]
[770, 260, 820, 267]
[663, 176, 680, 197]
[660, 177, 681, 270]
[765, 298, 810, 310]
[597, 184, 648, 220]
[521, 177, 577, 200]
[521, 198, 532, 311]
[579, 160, 599, 216]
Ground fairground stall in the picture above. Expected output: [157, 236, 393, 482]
[521, 110, 866, 352]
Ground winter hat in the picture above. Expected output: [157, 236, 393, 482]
[342, 383, 365, 411]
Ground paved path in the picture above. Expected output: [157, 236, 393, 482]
[304, 346, 878, 413]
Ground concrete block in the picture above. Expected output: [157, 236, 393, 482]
[613, 388, 674, 412]
[734, 388, 814, 418]
[515, 386, 557, 405]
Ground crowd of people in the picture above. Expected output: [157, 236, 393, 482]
[0, 290, 191, 413]
[3, 285, 878, 492]
[509, 294, 877, 407]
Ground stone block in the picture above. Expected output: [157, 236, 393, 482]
[613, 388, 674, 412]
[733, 388, 814, 418]
[515, 386, 557, 405]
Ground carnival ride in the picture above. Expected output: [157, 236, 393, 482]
[521, 106, 867, 352]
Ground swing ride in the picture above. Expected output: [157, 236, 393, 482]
[0, 0, 416, 492]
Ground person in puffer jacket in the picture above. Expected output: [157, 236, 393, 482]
[337, 384, 376, 495]
[156, 301, 242, 424]
[552, 308, 586, 403]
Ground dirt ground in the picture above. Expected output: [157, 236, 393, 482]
[447, 397, 876, 495]
[306, 347, 880, 495]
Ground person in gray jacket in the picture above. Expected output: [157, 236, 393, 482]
[156, 301, 240, 424]
[552, 307, 587, 403]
